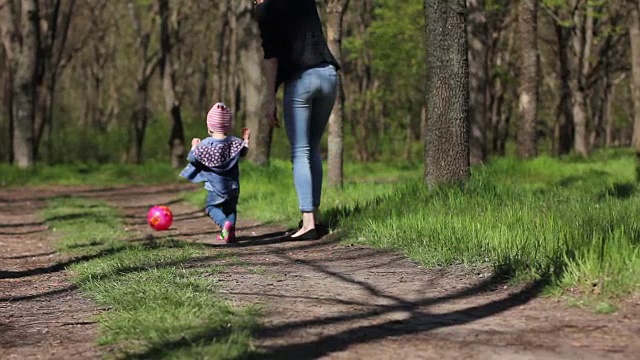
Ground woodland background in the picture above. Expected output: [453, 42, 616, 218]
[1, 0, 640, 182]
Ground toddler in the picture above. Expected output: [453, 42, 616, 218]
[180, 102, 250, 243]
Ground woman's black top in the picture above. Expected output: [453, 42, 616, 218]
[257, 0, 340, 88]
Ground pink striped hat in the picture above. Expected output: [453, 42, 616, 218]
[206, 102, 233, 133]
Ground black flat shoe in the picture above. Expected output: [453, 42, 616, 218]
[298, 220, 328, 236]
[290, 228, 319, 241]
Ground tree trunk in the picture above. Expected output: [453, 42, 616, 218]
[0, 28, 13, 162]
[630, 2, 640, 159]
[605, 75, 624, 148]
[489, 26, 513, 157]
[127, 0, 158, 164]
[131, 86, 148, 164]
[467, 0, 488, 165]
[158, 0, 185, 169]
[238, 0, 272, 165]
[325, 0, 349, 186]
[423, 0, 470, 186]
[605, 83, 615, 148]
[11, 0, 40, 168]
[555, 23, 574, 155]
[2, 64, 13, 163]
[570, 4, 593, 157]
[516, 0, 539, 159]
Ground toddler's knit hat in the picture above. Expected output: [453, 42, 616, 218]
[207, 102, 233, 134]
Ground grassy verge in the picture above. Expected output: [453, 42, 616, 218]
[188, 150, 639, 299]
[44, 197, 257, 359]
[184, 159, 421, 228]
[1, 162, 181, 188]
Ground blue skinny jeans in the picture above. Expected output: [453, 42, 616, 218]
[283, 64, 338, 212]
[205, 191, 237, 228]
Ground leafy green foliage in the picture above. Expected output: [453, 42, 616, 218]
[342, 0, 426, 159]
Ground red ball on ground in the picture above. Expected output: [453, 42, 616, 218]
[147, 205, 173, 231]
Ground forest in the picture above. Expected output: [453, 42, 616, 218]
[2, 1, 640, 358]
[1, 0, 638, 176]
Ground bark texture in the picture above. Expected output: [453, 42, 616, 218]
[423, 0, 470, 187]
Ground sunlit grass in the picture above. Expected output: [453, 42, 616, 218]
[184, 159, 422, 228]
[1, 162, 181, 188]
[44, 198, 257, 359]
[185, 149, 640, 298]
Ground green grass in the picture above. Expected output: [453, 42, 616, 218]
[43, 197, 257, 359]
[27, 148, 640, 304]
[342, 151, 640, 297]
[186, 149, 639, 299]
[1, 162, 182, 188]
[184, 159, 422, 228]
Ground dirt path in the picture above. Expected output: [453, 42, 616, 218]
[0, 187, 105, 360]
[1, 184, 639, 359]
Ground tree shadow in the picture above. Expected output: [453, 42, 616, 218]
[0, 251, 56, 260]
[244, 243, 551, 359]
[0, 238, 198, 281]
[0, 229, 49, 235]
[555, 169, 610, 188]
[321, 196, 387, 230]
[127, 229, 550, 360]
[119, 326, 241, 360]
[120, 198, 184, 210]
[252, 278, 546, 360]
[0, 247, 126, 280]
[0, 220, 45, 228]
[598, 182, 636, 200]
[0, 284, 78, 303]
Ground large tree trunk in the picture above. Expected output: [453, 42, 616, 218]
[131, 86, 148, 164]
[238, 0, 272, 165]
[605, 83, 616, 148]
[37, 0, 75, 163]
[0, 0, 14, 163]
[467, 0, 488, 165]
[128, 0, 158, 164]
[555, 24, 574, 155]
[1, 60, 12, 163]
[423, 0, 470, 186]
[570, 4, 594, 157]
[158, 0, 185, 169]
[489, 26, 514, 157]
[325, 0, 349, 186]
[516, 0, 539, 159]
[630, 2, 640, 161]
[11, 0, 40, 168]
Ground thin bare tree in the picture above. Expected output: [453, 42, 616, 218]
[516, 0, 539, 158]
[157, 0, 185, 169]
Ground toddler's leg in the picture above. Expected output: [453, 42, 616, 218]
[224, 198, 238, 226]
[205, 204, 227, 228]
[220, 199, 237, 243]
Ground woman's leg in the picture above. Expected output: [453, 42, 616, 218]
[283, 73, 315, 215]
[309, 67, 338, 211]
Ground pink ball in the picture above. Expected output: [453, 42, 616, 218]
[147, 205, 173, 231]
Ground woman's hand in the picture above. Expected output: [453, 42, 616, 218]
[242, 128, 251, 142]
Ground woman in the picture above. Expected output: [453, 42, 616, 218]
[255, 0, 339, 240]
